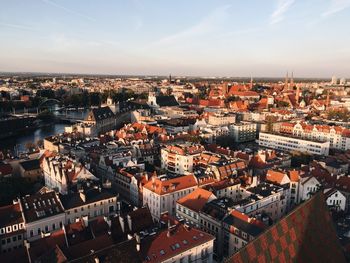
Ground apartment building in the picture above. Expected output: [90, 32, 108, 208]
[20, 190, 65, 241]
[176, 188, 217, 228]
[277, 121, 350, 151]
[222, 210, 266, 258]
[259, 132, 330, 156]
[143, 175, 198, 220]
[59, 187, 117, 224]
[207, 112, 236, 126]
[234, 182, 289, 222]
[229, 122, 257, 142]
[161, 144, 205, 174]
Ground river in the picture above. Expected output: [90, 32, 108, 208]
[0, 108, 89, 154]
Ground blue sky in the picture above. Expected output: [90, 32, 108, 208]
[0, 0, 349, 77]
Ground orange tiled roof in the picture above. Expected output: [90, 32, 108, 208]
[144, 175, 198, 195]
[177, 188, 214, 212]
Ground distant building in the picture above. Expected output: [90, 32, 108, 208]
[230, 122, 257, 142]
[259, 132, 330, 156]
[148, 93, 179, 108]
[84, 106, 115, 134]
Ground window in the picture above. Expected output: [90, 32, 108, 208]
[12, 236, 17, 242]
[18, 235, 22, 240]
[37, 228, 41, 235]
[30, 230, 34, 237]
[1, 239, 5, 245]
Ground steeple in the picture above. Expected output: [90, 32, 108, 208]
[169, 74, 172, 83]
[290, 71, 294, 89]
[250, 75, 253, 89]
[296, 85, 300, 105]
[284, 72, 289, 90]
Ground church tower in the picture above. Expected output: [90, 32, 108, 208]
[284, 72, 289, 90]
[290, 71, 294, 89]
[296, 85, 300, 105]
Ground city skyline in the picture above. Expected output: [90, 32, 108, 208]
[1, 0, 350, 77]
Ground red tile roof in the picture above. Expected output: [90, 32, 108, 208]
[141, 222, 214, 263]
[177, 188, 215, 212]
[226, 192, 346, 263]
[144, 175, 198, 195]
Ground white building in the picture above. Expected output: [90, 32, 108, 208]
[208, 112, 236, 126]
[259, 132, 330, 156]
[43, 155, 98, 195]
[143, 175, 198, 220]
[176, 188, 217, 227]
[324, 188, 347, 211]
[59, 187, 118, 224]
[235, 183, 289, 222]
[161, 144, 204, 174]
[298, 176, 320, 202]
[20, 191, 65, 241]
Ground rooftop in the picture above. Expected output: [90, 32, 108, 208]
[20, 191, 64, 223]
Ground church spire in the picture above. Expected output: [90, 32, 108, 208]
[290, 71, 294, 89]
[284, 71, 289, 90]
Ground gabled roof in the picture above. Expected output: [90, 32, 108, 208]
[226, 192, 346, 263]
[155, 95, 179, 107]
[86, 106, 114, 122]
[266, 170, 289, 185]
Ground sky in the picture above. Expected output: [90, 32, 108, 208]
[0, 0, 350, 78]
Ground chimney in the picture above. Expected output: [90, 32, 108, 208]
[82, 216, 89, 227]
[119, 216, 125, 233]
[127, 214, 132, 232]
[79, 190, 86, 203]
[135, 233, 141, 251]
[167, 220, 172, 237]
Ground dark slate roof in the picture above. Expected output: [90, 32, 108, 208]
[226, 192, 347, 263]
[20, 191, 65, 223]
[155, 95, 179, 107]
[59, 188, 116, 210]
[19, 159, 40, 171]
[87, 106, 115, 121]
[0, 203, 24, 228]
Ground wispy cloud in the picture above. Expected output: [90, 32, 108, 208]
[0, 22, 37, 31]
[322, 0, 350, 17]
[42, 0, 95, 22]
[151, 5, 231, 46]
[270, 0, 295, 24]
[47, 34, 119, 52]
